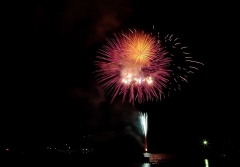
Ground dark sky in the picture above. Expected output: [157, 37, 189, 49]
[2, 1, 239, 153]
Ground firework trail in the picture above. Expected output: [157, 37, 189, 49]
[151, 25, 204, 98]
[139, 111, 148, 152]
[94, 26, 204, 105]
[160, 32, 204, 97]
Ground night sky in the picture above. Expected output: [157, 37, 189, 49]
[2, 1, 239, 154]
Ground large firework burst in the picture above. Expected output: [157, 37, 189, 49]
[95, 29, 171, 105]
[94, 27, 203, 105]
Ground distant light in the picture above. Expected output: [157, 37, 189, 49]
[66, 144, 67, 146]
[69, 147, 70, 149]
[55, 148, 56, 149]
[203, 140, 208, 145]
[6, 148, 9, 151]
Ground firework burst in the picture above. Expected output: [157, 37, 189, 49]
[94, 26, 204, 105]
[161, 32, 204, 98]
[95, 29, 171, 105]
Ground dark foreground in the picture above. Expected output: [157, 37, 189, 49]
[2, 151, 240, 167]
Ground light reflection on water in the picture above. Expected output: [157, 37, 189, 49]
[204, 159, 209, 167]
[3, 153, 239, 167]
[140, 163, 151, 167]
[132, 159, 207, 167]
[132, 158, 235, 167]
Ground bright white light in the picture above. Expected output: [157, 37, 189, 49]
[139, 111, 148, 152]
[146, 77, 153, 84]
[121, 68, 153, 85]
[141, 163, 150, 167]
[135, 78, 142, 84]
[139, 112, 148, 137]
[122, 78, 129, 84]
[205, 159, 209, 167]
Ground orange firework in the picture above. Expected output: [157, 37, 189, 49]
[122, 30, 158, 66]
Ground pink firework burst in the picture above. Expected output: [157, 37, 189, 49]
[94, 29, 171, 105]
